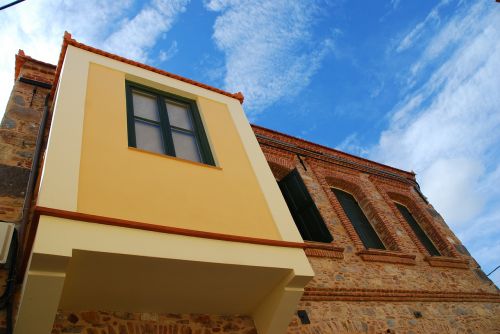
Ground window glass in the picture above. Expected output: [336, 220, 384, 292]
[132, 91, 159, 121]
[172, 130, 201, 162]
[278, 170, 333, 243]
[333, 188, 385, 249]
[395, 203, 440, 256]
[166, 101, 193, 130]
[127, 82, 214, 165]
[134, 120, 164, 154]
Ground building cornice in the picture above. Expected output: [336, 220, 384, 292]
[253, 125, 417, 183]
[302, 287, 500, 303]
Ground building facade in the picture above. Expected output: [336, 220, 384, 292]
[0, 34, 498, 334]
[253, 126, 500, 333]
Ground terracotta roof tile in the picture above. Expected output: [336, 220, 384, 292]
[15, 49, 56, 81]
[50, 32, 244, 103]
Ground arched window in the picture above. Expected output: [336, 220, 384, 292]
[395, 203, 441, 256]
[332, 188, 385, 250]
[278, 170, 333, 243]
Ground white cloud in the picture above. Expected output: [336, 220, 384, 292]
[205, 0, 334, 116]
[408, 1, 487, 81]
[336, 133, 369, 157]
[371, 0, 500, 282]
[203, 0, 231, 11]
[390, 0, 401, 10]
[158, 41, 179, 62]
[105, 0, 188, 62]
[0, 0, 188, 120]
[420, 158, 484, 225]
[395, 0, 449, 53]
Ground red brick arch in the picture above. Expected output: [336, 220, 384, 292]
[386, 191, 457, 257]
[321, 175, 401, 252]
[262, 151, 296, 181]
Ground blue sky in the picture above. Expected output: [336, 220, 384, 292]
[0, 0, 499, 285]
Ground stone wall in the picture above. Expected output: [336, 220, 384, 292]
[0, 51, 55, 223]
[53, 311, 256, 334]
[288, 301, 500, 334]
[0, 51, 56, 332]
[252, 125, 500, 333]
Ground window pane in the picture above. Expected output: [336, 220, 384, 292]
[134, 120, 164, 154]
[396, 203, 441, 256]
[333, 188, 385, 249]
[172, 130, 201, 162]
[166, 102, 193, 130]
[278, 170, 333, 243]
[132, 91, 159, 121]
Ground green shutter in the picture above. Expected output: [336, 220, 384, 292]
[332, 188, 385, 250]
[278, 170, 333, 243]
[396, 203, 440, 256]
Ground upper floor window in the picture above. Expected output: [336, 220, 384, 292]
[332, 188, 385, 250]
[395, 203, 441, 256]
[125, 81, 214, 165]
[278, 170, 333, 243]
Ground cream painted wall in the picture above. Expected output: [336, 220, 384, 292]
[33, 216, 312, 275]
[38, 45, 305, 243]
[77, 63, 280, 239]
[21, 215, 313, 334]
[37, 47, 89, 211]
[25, 45, 315, 334]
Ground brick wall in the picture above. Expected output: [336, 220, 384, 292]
[253, 125, 500, 333]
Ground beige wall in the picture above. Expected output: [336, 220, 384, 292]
[21, 47, 315, 333]
[16, 214, 313, 334]
[17, 44, 317, 334]
[77, 63, 280, 239]
[38, 46, 305, 242]
[37, 45, 307, 242]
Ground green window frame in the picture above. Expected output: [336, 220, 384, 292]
[332, 188, 385, 250]
[125, 81, 215, 165]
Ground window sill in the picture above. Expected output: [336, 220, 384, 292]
[303, 242, 344, 259]
[129, 147, 222, 170]
[424, 256, 469, 269]
[356, 249, 416, 265]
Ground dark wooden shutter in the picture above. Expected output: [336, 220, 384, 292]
[396, 203, 440, 256]
[332, 188, 385, 249]
[278, 170, 333, 243]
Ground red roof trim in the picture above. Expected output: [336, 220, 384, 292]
[15, 49, 56, 81]
[50, 32, 244, 103]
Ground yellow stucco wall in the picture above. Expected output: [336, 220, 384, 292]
[27, 45, 313, 334]
[77, 63, 280, 239]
